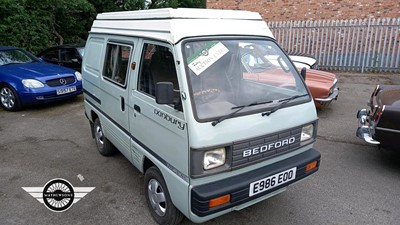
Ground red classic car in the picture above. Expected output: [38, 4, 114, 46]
[240, 45, 339, 107]
[302, 68, 339, 107]
[289, 55, 339, 107]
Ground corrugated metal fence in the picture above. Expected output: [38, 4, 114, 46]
[267, 18, 400, 73]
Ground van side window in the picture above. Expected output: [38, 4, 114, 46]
[103, 43, 131, 86]
[138, 44, 179, 97]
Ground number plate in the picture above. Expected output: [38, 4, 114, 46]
[56, 86, 76, 95]
[249, 167, 296, 197]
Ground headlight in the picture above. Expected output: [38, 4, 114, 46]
[75, 71, 82, 81]
[203, 148, 226, 170]
[301, 124, 314, 142]
[22, 79, 44, 88]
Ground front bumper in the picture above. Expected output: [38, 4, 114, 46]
[190, 148, 320, 218]
[314, 87, 339, 106]
[356, 109, 380, 145]
[19, 84, 83, 106]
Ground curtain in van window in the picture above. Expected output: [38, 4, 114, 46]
[103, 43, 131, 86]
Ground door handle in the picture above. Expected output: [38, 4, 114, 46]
[121, 96, 125, 111]
[134, 104, 141, 113]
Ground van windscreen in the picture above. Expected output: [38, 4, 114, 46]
[183, 38, 310, 122]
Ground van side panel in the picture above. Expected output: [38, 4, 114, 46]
[128, 92, 190, 216]
[128, 40, 190, 216]
[161, 161, 190, 218]
[130, 137, 190, 217]
[83, 37, 104, 108]
[85, 38, 104, 79]
[83, 35, 136, 163]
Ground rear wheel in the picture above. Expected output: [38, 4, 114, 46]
[144, 166, 183, 225]
[93, 118, 116, 156]
[0, 84, 21, 111]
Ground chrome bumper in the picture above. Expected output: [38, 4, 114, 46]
[356, 109, 380, 145]
[314, 87, 339, 106]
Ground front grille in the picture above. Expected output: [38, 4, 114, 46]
[231, 126, 302, 169]
[46, 76, 76, 87]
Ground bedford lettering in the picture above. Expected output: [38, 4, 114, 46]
[243, 137, 296, 157]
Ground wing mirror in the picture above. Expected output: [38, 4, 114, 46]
[155, 82, 174, 105]
[300, 67, 307, 80]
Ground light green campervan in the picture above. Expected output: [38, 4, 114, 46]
[82, 8, 321, 225]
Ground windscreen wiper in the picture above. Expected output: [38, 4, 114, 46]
[211, 100, 273, 126]
[262, 94, 308, 117]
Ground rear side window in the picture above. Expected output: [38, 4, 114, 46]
[103, 43, 132, 86]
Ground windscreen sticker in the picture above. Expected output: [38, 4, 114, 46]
[187, 41, 229, 76]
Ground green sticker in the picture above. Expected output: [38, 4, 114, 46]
[187, 41, 229, 76]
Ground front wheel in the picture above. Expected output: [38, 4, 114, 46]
[144, 166, 183, 225]
[0, 84, 21, 111]
[93, 118, 116, 156]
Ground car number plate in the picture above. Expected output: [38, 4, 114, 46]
[249, 167, 296, 197]
[56, 86, 76, 95]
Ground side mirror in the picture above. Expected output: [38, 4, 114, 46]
[155, 82, 174, 105]
[300, 67, 307, 80]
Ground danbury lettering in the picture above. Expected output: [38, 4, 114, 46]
[154, 109, 186, 130]
[243, 137, 296, 157]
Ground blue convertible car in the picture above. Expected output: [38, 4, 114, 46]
[0, 46, 82, 111]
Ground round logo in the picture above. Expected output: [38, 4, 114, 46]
[201, 49, 209, 56]
[42, 178, 75, 212]
[59, 78, 67, 85]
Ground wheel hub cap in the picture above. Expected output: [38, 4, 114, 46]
[0, 87, 15, 109]
[148, 179, 166, 217]
[95, 125, 104, 148]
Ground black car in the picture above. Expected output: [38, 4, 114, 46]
[357, 85, 400, 150]
[38, 44, 84, 72]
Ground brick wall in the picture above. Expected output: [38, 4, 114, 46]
[206, 0, 400, 21]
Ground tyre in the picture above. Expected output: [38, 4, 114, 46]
[93, 118, 117, 156]
[0, 84, 21, 111]
[144, 166, 183, 225]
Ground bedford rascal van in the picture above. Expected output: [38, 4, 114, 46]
[82, 8, 321, 225]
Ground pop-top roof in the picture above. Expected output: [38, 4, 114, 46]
[91, 8, 274, 44]
[96, 8, 263, 20]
